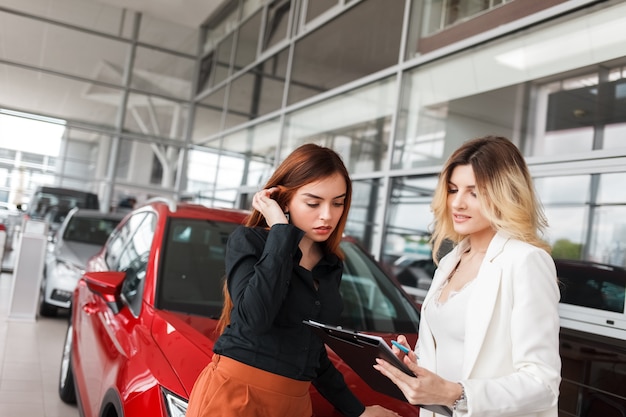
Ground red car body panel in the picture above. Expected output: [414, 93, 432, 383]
[68, 201, 421, 417]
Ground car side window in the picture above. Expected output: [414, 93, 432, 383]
[117, 214, 155, 272]
[105, 212, 148, 270]
[118, 214, 156, 317]
[121, 254, 149, 317]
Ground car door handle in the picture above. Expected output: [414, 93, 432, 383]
[82, 302, 98, 315]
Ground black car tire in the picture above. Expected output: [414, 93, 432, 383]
[39, 277, 58, 317]
[39, 298, 57, 317]
[59, 323, 77, 404]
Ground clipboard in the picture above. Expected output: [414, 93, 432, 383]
[304, 320, 452, 417]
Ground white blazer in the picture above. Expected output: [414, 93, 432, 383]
[417, 232, 561, 417]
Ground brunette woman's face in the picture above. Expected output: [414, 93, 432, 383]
[447, 164, 493, 237]
[286, 173, 347, 244]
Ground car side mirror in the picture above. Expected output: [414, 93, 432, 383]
[84, 271, 126, 313]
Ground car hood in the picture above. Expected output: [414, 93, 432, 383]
[150, 309, 420, 416]
[150, 309, 218, 397]
[55, 241, 102, 266]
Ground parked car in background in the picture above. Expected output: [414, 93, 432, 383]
[59, 200, 422, 417]
[392, 254, 436, 290]
[25, 186, 100, 235]
[39, 208, 124, 316]
[555, 259, 626, 417]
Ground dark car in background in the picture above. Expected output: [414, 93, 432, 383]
[555, 259, 626, 417]
[388, 255, 626, 417]
[59, 200, 422, 417]
[25, 186, 100, 235]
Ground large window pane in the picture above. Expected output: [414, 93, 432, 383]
[138, 14, 198, 55]
[421, 0, 510, 36]
[185, 148, 244, 209]
[263, 0, 292, 52]
[192, 105, 223, 144]
[213, 33, 234, 87]
[203, 4, 240, 55]
[395, 55, 526, 169]
[539, 77, 626, 154]
[132, 47, 195, 100]
[234, 11, 262, 71]
[383, 176, 437, 262]
[220, 118, 280, 187]
[305, 0, 338, 23]
[56, 131, 101, 185]
[124, 93, 189, 140]
[284, 77, 397, 175]
[194, 87, 227, 143]
[115, 137, 182, 191]
[288, 0, 404, 105]
[605, 123, 626, 149]
[535, 175, 590, 260]
[379, 175, 438, 293]
[226, 49, 288, 122]
[590, 172, 626, 266]
[346, 178, 383, 255]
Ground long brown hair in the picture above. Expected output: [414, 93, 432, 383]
[216, 143, 352, 334]
[430, 135, 550, 262]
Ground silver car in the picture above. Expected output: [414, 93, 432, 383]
[39, 207, 125, 316]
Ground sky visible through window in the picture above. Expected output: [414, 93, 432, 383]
[0, 110, 65, 156]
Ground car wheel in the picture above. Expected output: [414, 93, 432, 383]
[59, 323, 77, 404]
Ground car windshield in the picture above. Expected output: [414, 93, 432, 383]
[339, 240, 420, 334]
[157, 218, 420, 335]
[63, 216, 121, 245]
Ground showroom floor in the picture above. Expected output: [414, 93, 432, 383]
[0, 249, 79, 417]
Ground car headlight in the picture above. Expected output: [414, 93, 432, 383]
[162, 388, 188, 417]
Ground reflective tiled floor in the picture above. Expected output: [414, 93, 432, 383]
[0, 249, 79, 417]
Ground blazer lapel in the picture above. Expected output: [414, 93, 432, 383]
[462, 233, 508, 377]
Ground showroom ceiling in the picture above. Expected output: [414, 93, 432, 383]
[0, 0, 229, 140]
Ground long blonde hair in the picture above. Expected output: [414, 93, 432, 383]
[430, 136, 550, 262]
[216, 143, 352, 334]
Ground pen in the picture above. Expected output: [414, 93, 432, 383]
[391, 340, 411, 354]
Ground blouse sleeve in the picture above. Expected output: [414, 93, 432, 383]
[225, 224, 304, 333]
[312, 347, 366, 417]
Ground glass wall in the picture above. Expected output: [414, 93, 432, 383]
[283, 76, 397, 174]
[188, 0, 626, 271]
[2, 0, 626, 278]
[0, 1, 200, 209]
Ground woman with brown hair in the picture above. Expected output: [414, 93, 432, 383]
[186, 143, 399, 417]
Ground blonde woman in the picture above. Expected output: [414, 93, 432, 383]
[375, 136, 561, 417]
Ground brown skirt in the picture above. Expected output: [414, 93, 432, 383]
[186, 354, 313, 417]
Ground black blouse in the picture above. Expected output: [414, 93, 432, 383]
[213, 224, 365, 417]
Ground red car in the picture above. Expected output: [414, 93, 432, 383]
[59, 200, 421, 417]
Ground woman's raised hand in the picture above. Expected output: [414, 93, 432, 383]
[252, 187, 289, 227]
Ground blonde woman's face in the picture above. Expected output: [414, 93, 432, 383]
[286, 173, 347, 245]
[447, 165, 492, 237]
